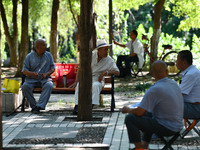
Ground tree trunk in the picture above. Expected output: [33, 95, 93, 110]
[16, 0, 29, 77]
[150, 0, 165, 70]
[50, 0, 60, 63]
[78, 0, 93, 121]
[0, 16, 2, 150]
[0, 0, 19, 67]
[109, 0, 113, 57]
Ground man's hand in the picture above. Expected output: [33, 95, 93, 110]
[32, 72, 39, 79]
[122, 106, 146, 116]
[122, 106, 131, 114]
[40, 73, 48, 79]
[39, 68, 55, 80]
[68, 81, 78, 88]
[129, 53, 136, 57]
[98, 71, 107, 82]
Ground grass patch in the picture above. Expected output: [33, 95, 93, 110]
[135, 82, 152, 92]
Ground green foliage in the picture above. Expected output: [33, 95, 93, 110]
[29, 0, 52, 45]
[115, 83, 131, 92]
[167, 0, 200, 31]
[159, 32, 190, 51]
[192, 34, 200, 69]
[135, 82, 152, 92]
[95, 0, 110, 41]
[1, 0, 200, 67]
[114, 0, 153, 11]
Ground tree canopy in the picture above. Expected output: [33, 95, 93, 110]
[1, 0, 200, 67]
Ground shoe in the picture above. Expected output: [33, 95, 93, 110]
[72, 105, 78, 115]
[31, 106, 40, 114]
[92, 104, 98, 109]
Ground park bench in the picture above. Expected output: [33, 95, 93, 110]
[21, 63, 116, 112]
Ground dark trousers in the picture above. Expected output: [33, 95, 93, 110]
[125, 113, 176, 143]
[184, 102, 200, 118]
[116, 55, 138, 76]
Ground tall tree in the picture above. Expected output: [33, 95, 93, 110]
[0, 15, 2, 150]
[109, 0, 113, 57]
[78, 0, 93, 121]
[50, 0, 60, 62]
[0, 0, 18, 67]
[150, 0, 165, 68]
[15, 0, 29, 77]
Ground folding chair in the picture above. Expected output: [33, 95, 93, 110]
[156, 132, 180, 150]
[131, 50, 146, 78]
[181, 118, 200, 138]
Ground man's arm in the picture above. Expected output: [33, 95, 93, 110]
[122, 106, 146, 116]
[40, 68, 55, 79]
[23, 70, 39, 79]
[129, 53, 137, 57]
[113, 40, 126, 48]
[68, 66, 80, 88]
[98, 70, 120, 82]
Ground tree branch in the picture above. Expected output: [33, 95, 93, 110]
[0, 0, 11, 41]
[68, 0, 78, 27]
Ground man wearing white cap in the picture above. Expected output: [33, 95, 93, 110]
[70, 39, 120, 114]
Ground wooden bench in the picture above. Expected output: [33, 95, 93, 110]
[21, 75, 115, 112]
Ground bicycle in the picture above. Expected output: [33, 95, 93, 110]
[131, 34, 181, 77]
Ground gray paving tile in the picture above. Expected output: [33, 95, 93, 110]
[2, 94, 200, 150]
[15, 127, 79, 139]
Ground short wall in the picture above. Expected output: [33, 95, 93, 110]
[2, 90, 22, 113]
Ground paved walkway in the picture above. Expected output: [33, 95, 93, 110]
[2, 93, 200, 150]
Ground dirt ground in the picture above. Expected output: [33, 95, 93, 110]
[0, 66, 153, 90]
[0, 66, 181, 95]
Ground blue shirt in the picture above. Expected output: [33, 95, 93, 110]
[22, 50, 55, 83]
[139, 77, 183, 132]
[180, 65, 200, 103]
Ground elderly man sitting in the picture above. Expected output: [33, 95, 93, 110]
[122, 60, 183, 150]
[69, 39, 120, 114]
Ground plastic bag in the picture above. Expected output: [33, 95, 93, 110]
[2, 78, 21, 94]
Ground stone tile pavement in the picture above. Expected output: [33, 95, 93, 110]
[2, 94, 200, 150]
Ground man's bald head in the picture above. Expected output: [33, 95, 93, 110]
[36, 39, 46, 46]
[152, 60, 168, 80]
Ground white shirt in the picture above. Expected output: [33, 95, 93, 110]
[125, 38, 144, 68]
[180, 65, 200, 103]
[91, 49, 119, 82]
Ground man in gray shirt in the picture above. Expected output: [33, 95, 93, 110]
[122, 60, 183, 150]
[22, 39, 55, 114]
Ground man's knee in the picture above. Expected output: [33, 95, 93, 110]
[125, 114, 136, 126]
[22, 82, 31, 92]
[43, 81, 53, 90]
